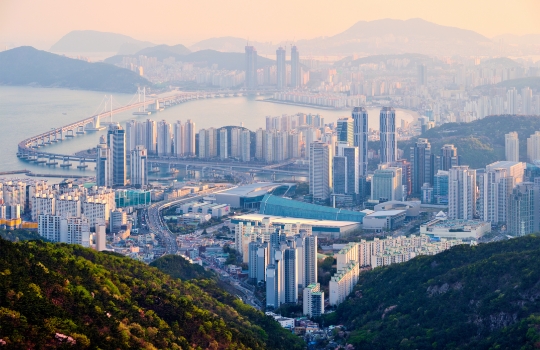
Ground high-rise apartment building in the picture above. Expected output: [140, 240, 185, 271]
[157, 120, 172, 156]
[144, 119, 157, 154]
[219, 128, 228, 160]
[173, 121, 184, 157]
[284, 247, 298, 304]
[276, 47, 286, 90]
[505, 132, 519, 162]
[96, 136, 110, 187]
[309, 142, 332, 201]
[303, 235, 318, 288]
[352, 107, 369, 177]
[130, 145, 148, 187]
[411, 138, 433, 194]
[303, 283, 324, 317]
[245, 46, 258, 89]
[522, 87, 533, 115]
[507, 182, 536, 236]
[527, 131, 540, 163]
[417, 64, 427, 86]
[448, 166, 476, 220]
[107, 123, 127, 187]
[290, 46, 300, 89]
[184, 119, 196, 156]
[240, 129, 251, 162]
[380, 107, 397, 163]
[507, 88, 518, 114]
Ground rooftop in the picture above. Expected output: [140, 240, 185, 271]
[232, 213, 359, 228]
[216, 182, 293, 198]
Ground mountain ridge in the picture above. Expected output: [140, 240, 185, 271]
[0, 46, 149, 93]
[50, 30, 155, 55]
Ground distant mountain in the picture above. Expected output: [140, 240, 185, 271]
[0, 46, 149, 93]
[493, 33, 540, 46]
[325, 234, 540, 349]
[190, 19, 494, 56]
[294, 18, 493, 56]
[105, 48, 275, 70]
[335, 53, 433, 68]
[135, 44, 191, 59]
[50, 30, 155, 55]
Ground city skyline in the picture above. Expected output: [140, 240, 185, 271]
[2, 0, 540, 49]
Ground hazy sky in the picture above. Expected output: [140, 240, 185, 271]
[1, 0, 540, 49]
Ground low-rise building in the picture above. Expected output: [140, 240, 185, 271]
[420, 218, 491, 239]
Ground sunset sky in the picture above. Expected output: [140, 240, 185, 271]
[1, 0, 539, 49]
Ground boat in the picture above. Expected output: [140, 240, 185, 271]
[149, 167, 160, 173]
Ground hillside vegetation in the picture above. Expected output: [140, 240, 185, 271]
[398, 115, 540, 168]
[325, 235, 540, 349]
[0, 46, 149, 93]
[0, 239, 304, 349]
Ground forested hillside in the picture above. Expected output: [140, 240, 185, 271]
[0, 239, 304, 349]
[325, 235, 540, 349]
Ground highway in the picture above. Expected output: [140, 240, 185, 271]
[144, 186, 232, 255]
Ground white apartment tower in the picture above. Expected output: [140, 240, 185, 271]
[505, 132, 519, 162]
[448, 166, 476, 220]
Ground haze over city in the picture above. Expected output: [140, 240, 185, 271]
[2, 0, 540, 48]
[3, 1, 540, 349]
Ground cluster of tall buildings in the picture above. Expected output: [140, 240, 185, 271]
[28, 180, 120, 248]
[198, 127, 251, 161]
[235, 220, 319, 312]
[245, 45, 302, 90]
[96, 120, 197, 188]
[307, 106, 405, 204]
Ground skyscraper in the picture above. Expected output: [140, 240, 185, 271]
[522, 87, 533, 115]
[304, 235, 318, 288]
[219, 128, 228, 160]
[107, 123, 126, 187]
[352, 107, 369, 177]
[507, 182, 536, 236]
[411, 138, 433, 194]
[144, 119, 157, 155]
[184, 119, 196, 157]
[245, 46, 258, 89]
[438, 144, 458, 171]
[96, 135, 110, 187]
[291, 45, 300, 89]
[417, 64, 427, 86]
[448, 166, 476, 220]
[125, 120, 137, 153]
[379, 107, 397, 163]
[507, 88, 518, 114]
[173, 121, 184, 157]
[157, 120, 172, 156]
[284, 247, 298, 304]
[276, 47, 286, 90]
[309, 142, 332, 201]
[240, 129, 251, 162]
[505, 132, 519, 162]
[130, 145, 148, 187]
[333, 142, 359, 196]
[371, 165, 403, 201]
[337, 118, 354, 146]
